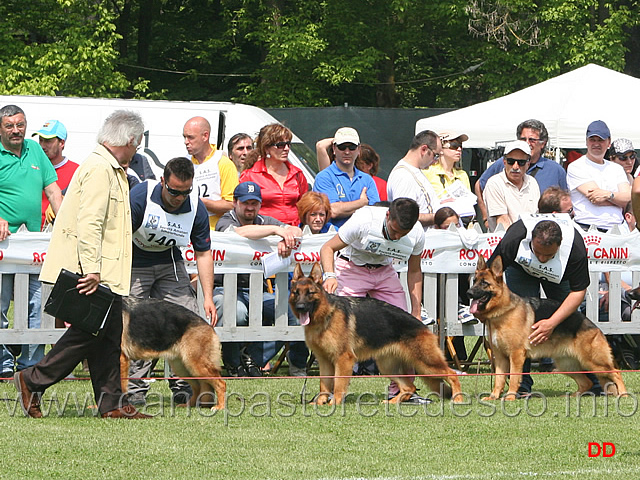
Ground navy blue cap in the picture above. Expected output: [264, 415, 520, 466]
[234, 181, 262, 202]
[586, 120, 611, 140]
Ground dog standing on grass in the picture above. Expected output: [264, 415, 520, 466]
[289, 263, 463, 405]
[121, 298, 226, 409]
[468, 255, 627, 400]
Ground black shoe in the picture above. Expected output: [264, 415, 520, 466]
[587, 385, 604, 396]
[0, 370, 14, 382]
[172, 390, 192, 405]
[226, 364, 248, 377]
[242, 357, 262, 377]
[128, 392, 147, 406]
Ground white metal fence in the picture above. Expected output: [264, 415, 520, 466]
[1, 266, 639, 350]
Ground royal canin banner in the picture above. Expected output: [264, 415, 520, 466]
[0, 228, 639, 274]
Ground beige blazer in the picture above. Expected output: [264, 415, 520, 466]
[40, 144, 132, 296]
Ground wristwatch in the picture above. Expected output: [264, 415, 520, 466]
[609, 191, 615, 200]
[322, 272, 337, 282]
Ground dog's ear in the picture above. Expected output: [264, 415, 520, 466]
[310, 263, 323, 284]
[292, 263, 304, 282]
[490, 255, 504, 277]
[476, 255, 486, 271]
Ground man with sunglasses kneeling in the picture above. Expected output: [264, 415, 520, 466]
[312, 127, 380, 229]
[126, 157, 216, 406]
[483, 140, 541, 232]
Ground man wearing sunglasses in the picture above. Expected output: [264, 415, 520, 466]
[483, 140, 540, 231]
[126, 156, 215, 406]
[475, 119, 567, 229]
[387, 130, 442, 229]
[312, 127, 380, 229]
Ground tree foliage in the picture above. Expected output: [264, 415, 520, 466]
[1, 0, 639, 107]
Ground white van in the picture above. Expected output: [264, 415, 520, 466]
[0, 95, 318, 183]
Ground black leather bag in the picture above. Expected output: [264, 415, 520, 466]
[44, 269, 115, 336]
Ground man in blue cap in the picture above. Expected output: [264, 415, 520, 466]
[32, 119, 79, 228]
[567, 120, 631, 232]
[213, 181, 309, 377]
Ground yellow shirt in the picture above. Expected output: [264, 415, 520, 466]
[423, 162, 471, 198]
[191, 145, 238, 228]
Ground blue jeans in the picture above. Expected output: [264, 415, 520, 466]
[1, 274, 44, 372]
[213, 287, 308, 369]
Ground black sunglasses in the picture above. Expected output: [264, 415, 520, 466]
[165, 184, 193, 197]
[505, 158, 529, 167]
[444, 141, 463, 150]
[271, 141, 291, 149]
[336, 143, 358, 151]
[613, 153, 637, 161]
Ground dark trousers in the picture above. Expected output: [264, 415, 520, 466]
[22, 295, 126, 414]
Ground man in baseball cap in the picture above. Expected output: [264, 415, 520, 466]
[312, 126, 379, 229]
[32, 120, 78, 227]
[483, 139, 540, 231]
[214, 180, 307, 377]
[32, 119, 67, 141]
[567, 119, 630, 232]
[233, 181, 262, 203]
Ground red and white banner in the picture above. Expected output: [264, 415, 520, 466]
[1, 228, 639, 275]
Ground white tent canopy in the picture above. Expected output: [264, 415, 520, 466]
[415, 64, 640, 149]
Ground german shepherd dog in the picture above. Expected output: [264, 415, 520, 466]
[121, 298, 226, 409]
[468, 255, 627, 400]
[289, 263, 462, 405]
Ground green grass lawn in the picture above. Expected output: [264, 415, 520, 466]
[0, 364, 638, 480]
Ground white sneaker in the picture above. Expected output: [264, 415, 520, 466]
[420, 305, 436, 326]
[458, 304, 479, 325]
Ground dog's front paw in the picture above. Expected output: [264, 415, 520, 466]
[481, 395, 499, 401]
[310, 392, 332, 405]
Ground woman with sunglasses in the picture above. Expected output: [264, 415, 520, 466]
[425, 132, 475, 226]
[240, 123, 308, 225]
[609, 138, 637, 185]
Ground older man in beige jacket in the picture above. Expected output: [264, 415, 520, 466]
[14, 110, 150, 419]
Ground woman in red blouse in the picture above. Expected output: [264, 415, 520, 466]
[239, 124, 308, 225]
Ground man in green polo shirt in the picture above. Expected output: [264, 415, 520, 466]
[0, 104, 62, 379]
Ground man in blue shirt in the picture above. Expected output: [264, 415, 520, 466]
[126, 156, 215, 405]
[313, 127, 380, 229]
[475, 119, 568, 228]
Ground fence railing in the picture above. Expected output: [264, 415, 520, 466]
[1, 267, 639, 349]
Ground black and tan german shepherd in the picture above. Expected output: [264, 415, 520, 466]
[468, 255, 627, 400]
[121, 298, 226, 409]
[289, 263, 462, 405]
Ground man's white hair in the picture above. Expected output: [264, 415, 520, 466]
[97, 110, 144, 147]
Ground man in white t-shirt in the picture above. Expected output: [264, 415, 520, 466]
[387, 130, 442, 229]
[320, 198, 428, 403]
[567, 120, 631, 231]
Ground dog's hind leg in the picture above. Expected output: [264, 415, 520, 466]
[120, 352, 130, 394]
[377, 356, 417, 403]
[411, 333, 463, 403]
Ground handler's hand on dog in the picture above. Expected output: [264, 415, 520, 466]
[323, 277, 338, 294]
[529, 319, 554, 346]
[77, 273, 100, 295]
